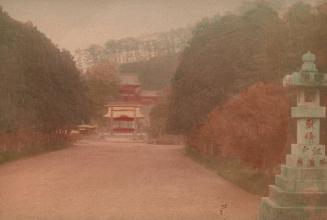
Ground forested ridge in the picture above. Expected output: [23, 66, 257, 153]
[76, 27, 191, 69]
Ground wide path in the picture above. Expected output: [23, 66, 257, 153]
[0, 138, 260, 220]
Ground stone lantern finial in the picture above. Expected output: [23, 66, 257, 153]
[301, 51, 317, 73]
[283, 52, 325, 87]
[302, 51, 316, 63]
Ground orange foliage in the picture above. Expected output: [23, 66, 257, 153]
[188, 83, 290, 173]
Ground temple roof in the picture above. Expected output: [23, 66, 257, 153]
[120, 75, 140, 86]
[140, 90, 159, 97]
[104, 106, 144, 119]
[105, 102, 143, 107]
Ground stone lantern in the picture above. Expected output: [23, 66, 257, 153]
[257, 52, 327, 220]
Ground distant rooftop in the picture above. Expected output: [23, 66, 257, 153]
[140, 90, 160, 97]
[120, 75, 140, 86]
[105, 102, 143, 107]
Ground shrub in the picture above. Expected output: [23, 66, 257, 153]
[188, 83, 290, 175]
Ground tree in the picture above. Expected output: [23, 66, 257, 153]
[285, 2, 327, 72]
[0, 8, 88, 134]
[189, 83, 290, 174]
[166, 0, 327, 179]
[149, 98, 169, 139]
[120, 54, 179, 90]
[76, 27, 192, 68]
[167, 1, 312, 134]
[85, 44, 105, 66]
[84, 60, 119, 124]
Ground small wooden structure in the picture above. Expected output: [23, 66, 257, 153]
[77, 124, 97, 135]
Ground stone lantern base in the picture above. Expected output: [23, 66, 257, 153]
[258, 162, 327, 220]
[259, 199, 327, 220]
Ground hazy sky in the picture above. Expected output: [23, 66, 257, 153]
[0, 0, 247, 52]
[0, 0, 319, 52]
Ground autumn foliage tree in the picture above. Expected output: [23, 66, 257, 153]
[188, 83, 290, 174]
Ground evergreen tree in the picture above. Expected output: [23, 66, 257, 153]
[0, 8, 88, 133]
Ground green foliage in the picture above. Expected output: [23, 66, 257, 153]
[167, 1, 327, 134]
[84, 60, 118, 123]
[120, 54, 179, 90]
[149, 98, 169, 138]
[0, 9, 88, 133]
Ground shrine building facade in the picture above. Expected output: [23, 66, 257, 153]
[104, 74, 160, 134]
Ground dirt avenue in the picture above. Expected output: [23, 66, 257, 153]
[0, 138, 260, 220]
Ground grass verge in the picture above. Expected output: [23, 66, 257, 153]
[185, 147, 272, 195]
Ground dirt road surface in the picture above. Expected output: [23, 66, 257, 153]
[0, 138, 260, 220]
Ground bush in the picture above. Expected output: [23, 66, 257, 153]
[188, 83, 290, 175]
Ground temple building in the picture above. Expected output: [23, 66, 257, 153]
[104, 103, 144, 134]
[104, 74, 160, 135]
